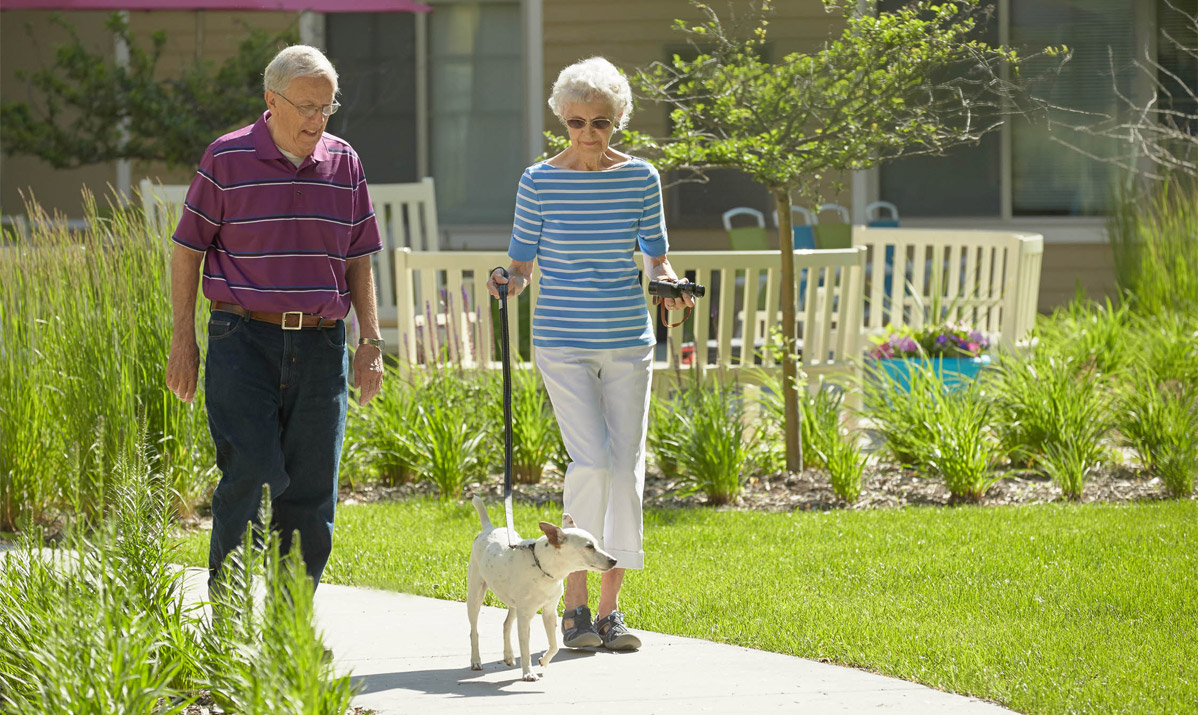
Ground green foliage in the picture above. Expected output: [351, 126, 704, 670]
[344, 363, 420, 486]
[1119, 377, 1197, 497]
[987, 352, 1112, 498]
[0, 12, 298, 168]
[205, 490, 356, 714]
[0, 192, 214, 532]
[511, 366, 561, 484]
[648, 390, 688, 479]
[408, 370, 497, 499]
[657, 376, 758, 504]
[861, 362, 944, 465]
[0, 449, 355, 714]
[1108, 174, 1198, 318]
[631, 0, 1043, 196]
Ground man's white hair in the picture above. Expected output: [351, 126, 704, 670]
[263, 45, 339, 96]
[548, 57, 633, 131]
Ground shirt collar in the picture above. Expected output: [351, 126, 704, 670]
[253, 110, 330, 165]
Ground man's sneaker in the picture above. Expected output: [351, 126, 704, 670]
[561, 605, 602, 648]
[595, 610, 641, 651]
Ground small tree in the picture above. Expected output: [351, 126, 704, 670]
[0, 12, 297, 169]
[629, 0, 1058, 471]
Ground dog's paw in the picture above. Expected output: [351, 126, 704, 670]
[470, 661, 482, 671]
[538, 655, 548, 667]
[503, 653, 515, 666]
[522, 671, 540, 682]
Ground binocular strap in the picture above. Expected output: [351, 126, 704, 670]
[659, 303, 692, 328]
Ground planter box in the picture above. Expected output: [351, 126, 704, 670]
[875, 355, 991, 392]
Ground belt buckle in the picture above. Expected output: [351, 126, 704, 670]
[281, 311, 304, 330]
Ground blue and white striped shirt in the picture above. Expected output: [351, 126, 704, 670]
[507, 158, 669, 350]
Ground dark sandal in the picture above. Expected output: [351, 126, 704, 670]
[596, 611, 641, 651]
[561, 605, 602, 648]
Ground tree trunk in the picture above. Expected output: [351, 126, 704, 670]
[774, 190, 803, 472]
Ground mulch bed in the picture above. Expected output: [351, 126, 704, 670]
[340, 459, 1183, 513]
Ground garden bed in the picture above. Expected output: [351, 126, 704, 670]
[337, 459, 1182, 514]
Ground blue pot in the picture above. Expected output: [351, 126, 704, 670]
[875, 355, 991, 392]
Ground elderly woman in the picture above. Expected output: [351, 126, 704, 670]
[487, 56, 694, 651]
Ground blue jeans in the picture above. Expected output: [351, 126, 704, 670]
[204, 310, 348, 593]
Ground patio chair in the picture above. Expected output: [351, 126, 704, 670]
[813, 203, 852, 249]
[722, 207, 771, 250]
[139, 178, 188, 234]
[772, 206, 816, 250]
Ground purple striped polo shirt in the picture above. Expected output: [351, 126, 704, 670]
[172, 111, 382, 319]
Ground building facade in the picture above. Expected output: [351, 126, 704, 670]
[2, 0, 1193, 310]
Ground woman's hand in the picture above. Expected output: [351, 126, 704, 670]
[647, 257, 695, 311]
[487, 262, 533, 299]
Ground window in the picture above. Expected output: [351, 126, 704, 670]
[879, 0, 1152, 219]
[327, 1, 529, 228]
[1010, 0, 1137, 216]
[326, 13, 419, 184]
[429, 3, 525, 225]
[877, 0, 1001, 217]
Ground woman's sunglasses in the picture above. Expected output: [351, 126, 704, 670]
[565, 117, 613, 130]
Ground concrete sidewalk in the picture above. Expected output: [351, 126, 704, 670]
[248, 572, 1016, 715]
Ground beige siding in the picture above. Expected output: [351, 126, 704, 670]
[2, 11, 118, 217]
[1, 10, 293, 218]
[1038, 242, 1118, 312]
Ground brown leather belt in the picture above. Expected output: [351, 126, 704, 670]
[211, 301, 338, 330]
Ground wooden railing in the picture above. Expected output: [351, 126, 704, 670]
[379, 227, 1043, 386]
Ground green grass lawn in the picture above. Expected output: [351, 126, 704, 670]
[174, 499, 1198, 715]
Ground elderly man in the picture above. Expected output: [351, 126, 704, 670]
[166, 45, 384, 593]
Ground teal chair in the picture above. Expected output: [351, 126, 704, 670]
[772, 206, 816, 249]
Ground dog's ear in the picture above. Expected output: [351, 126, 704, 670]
[562, 512, 577, 529]
[539, 521, 565, 546]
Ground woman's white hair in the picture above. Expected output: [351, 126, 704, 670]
[548, 57, 633, 131]
[263, 45, 340, 96]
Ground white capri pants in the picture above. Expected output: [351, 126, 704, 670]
[535, 344, 654, 570]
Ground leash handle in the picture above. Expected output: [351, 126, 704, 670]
[492, 267, 515, 545]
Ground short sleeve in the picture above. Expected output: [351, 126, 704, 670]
[347, 166, 383, 259]
[637, 163, 668, 257]
[172, 147, 223, 253]
[507, 168, 542, 262]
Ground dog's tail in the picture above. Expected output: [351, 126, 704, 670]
[472, 495, 492, 529]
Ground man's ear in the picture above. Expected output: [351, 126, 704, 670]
[539, 521, 565, 546]
[562, 512, 577, 529]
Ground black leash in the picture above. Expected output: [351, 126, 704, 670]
[493, 267, 515, 546]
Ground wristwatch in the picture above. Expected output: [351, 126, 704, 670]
[358, 336, 385, 351]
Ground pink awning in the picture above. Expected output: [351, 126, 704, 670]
[0, 0, 429, 11]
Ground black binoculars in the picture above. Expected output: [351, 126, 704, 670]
[648, 280, 706, 299]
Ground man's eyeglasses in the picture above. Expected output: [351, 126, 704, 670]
[565, 117, 613, 130]
[276, 91, 340, 118]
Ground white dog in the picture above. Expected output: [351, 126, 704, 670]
[467, 495, 617, 681]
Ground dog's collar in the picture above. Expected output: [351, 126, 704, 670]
[525, 542, 554, 579]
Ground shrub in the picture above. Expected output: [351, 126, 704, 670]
[658, 376, 757, 505]
[344, 363, 419, 486]
[861, 361, 944, 465]
[1119, 377, 1197, 497]
[511, 366, 561, 484]
[1108, 174, 1198, 318]
[923, 389, 1002, 502]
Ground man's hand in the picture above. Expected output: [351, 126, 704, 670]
[166, 336, 200, 403]
[354, 344, 384, 405]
